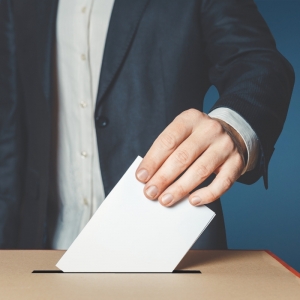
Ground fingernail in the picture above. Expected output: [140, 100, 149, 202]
[136, 169, 149, 182]
[191, 196, 202, 206]
[161, 194, 173, 205]
[146, 185, 158, 199]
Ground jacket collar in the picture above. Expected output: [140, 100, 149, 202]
[95, 0, 150, 111]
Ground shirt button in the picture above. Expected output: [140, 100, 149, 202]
[80, 101, 87, 108]
[81, 7, 86, 13]
[81, 151, 88, 158]
[81, 54, 86, 61]
[96, 116, 109, 128]
[83, 198, 89, 205]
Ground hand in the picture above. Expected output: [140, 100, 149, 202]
[135, 109, 247, 207]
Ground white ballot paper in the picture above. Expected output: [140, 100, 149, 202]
[57, 156, 215, 272]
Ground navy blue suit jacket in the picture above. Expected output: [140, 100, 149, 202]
[0, 0, 294, 249]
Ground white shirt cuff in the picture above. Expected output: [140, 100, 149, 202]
[208, 107, 259, 174]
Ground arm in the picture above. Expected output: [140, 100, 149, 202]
[201, 0, 294, 186]
[136, 0, 294, 206]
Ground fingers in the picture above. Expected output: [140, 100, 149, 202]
[188, 155, 244, 206]
[157, 145, 230, 206]
[135, 109, 244, 207]
[142, 131, 212, 200]
[136, 109, 206, 183]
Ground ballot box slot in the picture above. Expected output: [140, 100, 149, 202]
[32, 270, 63, 273]
[32, 270, 201, 274]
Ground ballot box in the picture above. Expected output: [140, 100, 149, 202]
[0, 250, 299, 299]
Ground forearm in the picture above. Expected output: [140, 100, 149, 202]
[201, 0, 295, 185]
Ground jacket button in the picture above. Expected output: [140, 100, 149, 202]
[96, 116, 109, 128]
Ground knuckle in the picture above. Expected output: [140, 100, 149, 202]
[222, 134, 235, 151]
[174, 149, 190, 165]
[207, 119, 223, 134]
[221, 137, 236, 153]
[206, 189, 217, 201]
[208, 150, 219, 164]
[176, 183, 188, 198]
[187, 108, 201, 117]
[222, 178, 233, 191]
[232, 161, 243, 176]
[157, 174, 169, 186]
[195, 164, 210, 179]
[228, 156, 243, 173]
[182, 108, 202, 120]
[159, 132, 177, 150]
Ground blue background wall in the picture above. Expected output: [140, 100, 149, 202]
[204, 0, 300, 272]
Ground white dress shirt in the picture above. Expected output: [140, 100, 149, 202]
[54, 0, 258, 249]
[53, 0, 114, 249]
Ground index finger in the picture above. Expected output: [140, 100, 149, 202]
[135, 111, 197, 183]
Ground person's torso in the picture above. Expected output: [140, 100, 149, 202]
[13, 0, 219, 248]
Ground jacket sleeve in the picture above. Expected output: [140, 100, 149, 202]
[0, 0, 24, 248]
[200, 0, 295, 187]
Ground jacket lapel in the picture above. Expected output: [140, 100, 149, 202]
[95, 0, 150, 109]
